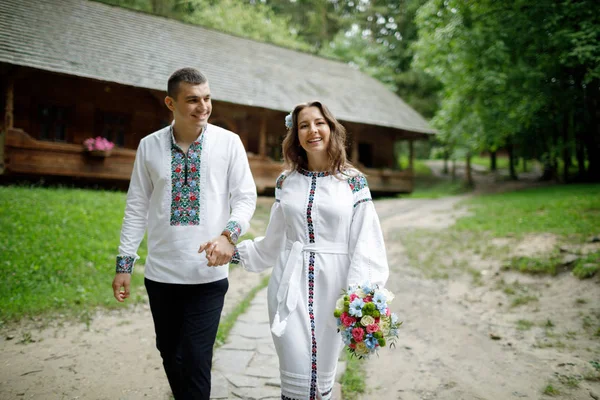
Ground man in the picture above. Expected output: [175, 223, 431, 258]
[112, 67, 256, 399]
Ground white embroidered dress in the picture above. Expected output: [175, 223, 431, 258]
[235, 168, 389, 400]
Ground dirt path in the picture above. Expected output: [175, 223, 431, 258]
[1, 193, 598, 400]
[359, 197, 600, 400]
[0, 266, 269, 400]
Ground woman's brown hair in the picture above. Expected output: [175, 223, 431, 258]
[282, 101, 353, 175]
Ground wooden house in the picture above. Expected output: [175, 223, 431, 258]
[0, 0, 434, 193]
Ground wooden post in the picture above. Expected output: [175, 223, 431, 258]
[408, 139, 415, 172]
[351, 128, 360, 164]
[4, 79, 14, 130]
[0, 79, 13, 174]
[258, 113, 268, 158]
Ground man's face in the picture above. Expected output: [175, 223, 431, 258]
[165, 82, 212, 129]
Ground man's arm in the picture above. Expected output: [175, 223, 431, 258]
[112, 140, 152, 301]
[200, 135, 256, 266]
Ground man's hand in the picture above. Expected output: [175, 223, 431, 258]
[112, 273, 132, 302]
[198, 235, 234, 267]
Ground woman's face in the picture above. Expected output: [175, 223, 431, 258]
[297, 106, 331, 157]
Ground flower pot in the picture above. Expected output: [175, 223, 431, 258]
[87, 150, 112, 158]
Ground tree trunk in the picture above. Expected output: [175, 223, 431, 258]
[562, 111, 571, 183]
[466, 153, 474, 187]
[451, 159, 456, 181]
[576, 139, 586, 177]
[443, 151, 449, 174]
[584, 83, 600, 181]
[522, 158, 528, 173]
[507, 141, 518, 180]
[490, 151, 497, 171]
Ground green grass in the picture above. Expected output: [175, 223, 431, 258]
[504, 256, 561, 276]
[572, 251, 599, 279]
[455, 184, 600, 238]
[405, 175, 472, 199]
[516, 319, 534, 331]
[398, 156, 433, 177]
[0, 186, 147, 321]
[214, 274, 269, 347]
[340, 350, 366, 400]
[542, 384, 560, 396]
[470, 156, 531, 173]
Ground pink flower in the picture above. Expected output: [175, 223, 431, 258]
[364, 296, 372, 303]
[83, 136, 114, 151]
[366, 324, 379, 334]
[349, 342, 356, 349]
[341, 313, 356, 327]
[386, 308, 391, 316]
[351, 327, 365, 342]
[349, 293, 358, 301]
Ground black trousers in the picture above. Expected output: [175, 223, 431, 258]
[145, 277, 229, 400]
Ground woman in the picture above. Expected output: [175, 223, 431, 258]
[233, 101, 389, 400]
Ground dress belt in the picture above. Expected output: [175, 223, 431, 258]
[271, 240, 348, 337]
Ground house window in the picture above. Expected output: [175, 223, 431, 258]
[97, 112, 129, 147]
[39, 105, 68, 142]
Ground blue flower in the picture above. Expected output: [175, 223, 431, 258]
[346, 284, 358, 296]
[284, 113, 293, 129]
[391, 313, 399, 325]
[373, 291, 387, 311]
[341, 328, 353, 345]
[364, 335, 377, 349]
[348, 298, 365, 318]
[361, 281, 373, 294]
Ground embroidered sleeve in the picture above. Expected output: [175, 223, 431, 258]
[115, 255, 136, 274]
[348, 173, 372, 207]
[230, 248, 241, 264]
[275, 171, 288, 203]
[223, 220, 242, 244]
[347, 172, 388, 288]
[226, 135, 257, 243]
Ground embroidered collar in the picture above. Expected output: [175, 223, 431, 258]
[170, 123, 206, 148]
[297, 168, 330, 177]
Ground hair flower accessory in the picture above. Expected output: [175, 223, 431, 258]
[284, 113, 293, 129]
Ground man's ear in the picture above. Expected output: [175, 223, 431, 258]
[164, 96, 175, 111]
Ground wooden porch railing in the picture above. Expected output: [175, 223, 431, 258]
[2, 129, 414, 194]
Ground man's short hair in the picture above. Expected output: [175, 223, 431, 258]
[167, 68, 208, 99]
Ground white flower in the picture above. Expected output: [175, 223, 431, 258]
[355, 342, 369, 355]
[360, 315, 375, 326]
[355, 288, 366, 298]
[380, 288, 395, 303]
[335, 297, 345, 311]
[284, 113, 293, 129]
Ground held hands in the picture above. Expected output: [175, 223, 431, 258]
[112, 273, 131, 302]
[198, 235, 235, 267]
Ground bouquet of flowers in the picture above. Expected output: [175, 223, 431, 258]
[333, 282, 401, 358]
[83, 136, 115, 152]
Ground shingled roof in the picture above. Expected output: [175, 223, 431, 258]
[0, 0, 434, 135]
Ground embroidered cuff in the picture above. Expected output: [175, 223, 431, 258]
[223, 220, 242, 244]
[353, 198, 372, 208]
[116, 255, 135, 274]
[230, 248, 240, 264]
